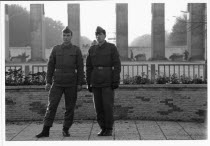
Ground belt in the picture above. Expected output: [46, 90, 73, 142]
[55, 68, 76, 73]
[94, 66, 113, 70]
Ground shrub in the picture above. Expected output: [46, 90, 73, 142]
[157, 74, 206, 84]
[28, 71, 46, 85]
[169, 53, 183, 61]
[192, 75, 205, 84]
[156, 75, 170, 84]
[123, 75, 136, 85]
[123, 72, 151, 84]
[5, 68, 24, 86]
[5, 69, 207, 86]
[183, 50, 189, 60]
[135, 54, 146, 61]
[180, 75, 192, 84]
[5, 69, 46, 86]
[170, 73, 180, 84]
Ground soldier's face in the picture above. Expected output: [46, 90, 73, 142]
[63, 33, 72, 43]
[96, 32, 106, 43]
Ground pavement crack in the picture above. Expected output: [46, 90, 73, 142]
[177, 122, 193, 140]
[88, 120, 94, 140]
[10, 122, 32, 141]
[113, 122, 115, 140]
[134, 120, 141, 140]
[155, 121, 167, 140]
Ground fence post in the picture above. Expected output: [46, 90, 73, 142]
[25, 65, 30, 76]
[151, 64, 156, 83]
[204, 60, 207, 81]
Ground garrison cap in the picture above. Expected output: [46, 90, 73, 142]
[62, 26, 72, 34]
[95, 26, 106, 35]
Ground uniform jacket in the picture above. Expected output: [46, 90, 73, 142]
[86, 41, 121, 87]
[46, 43, 84, 87]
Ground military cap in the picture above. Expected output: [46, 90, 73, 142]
[95, 26, 106, 35]
[62, 26, 72, 34]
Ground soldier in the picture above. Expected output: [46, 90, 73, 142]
[36, 26, 84, 138]
[86, 26, 121, 136]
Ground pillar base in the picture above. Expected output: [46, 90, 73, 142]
[119, 56, 129, 61]
[149, 57, 168, 61]
[27, 58, 47, 63]
[188, 55, 205, 61]
[5, 59, 11, 63]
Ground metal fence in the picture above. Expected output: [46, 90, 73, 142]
[32, 65, 47, 73]
[121, 64, 149, 81]
[5, 65, 22, 72]
[158, 64, 206, 79]
[5, 63, 207, 83]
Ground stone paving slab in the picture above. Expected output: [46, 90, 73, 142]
[12, 123, 42, 141]
[63, 120, 92, 141]
[114, 120, 139, 140]
[178, 122, 207, 140]
[5, 122, 31, 141]
[37, 123, 64, 141]
[136, 120, 166, 140]
[90, 121, 113, 140]
[5, 120, 207, 141]
[156, 121, 192, 140]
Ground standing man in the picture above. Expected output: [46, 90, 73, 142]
[86, 26, 121, 136]
[36, 26, 84, 138]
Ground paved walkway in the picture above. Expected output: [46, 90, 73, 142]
[6, 120, 207, 141]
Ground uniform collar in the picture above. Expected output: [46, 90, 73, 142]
[62, 42, 72, 47]
[98, 40, 106, 47]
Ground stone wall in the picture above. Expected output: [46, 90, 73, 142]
[128, 46, 187, 60]
[9, 46, 187, 62]
[5, 85, 207, 122]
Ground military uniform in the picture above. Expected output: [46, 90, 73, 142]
[44, 43, 84, 128]
[86, 33, 121, 134]
[36, 26, 84, 138]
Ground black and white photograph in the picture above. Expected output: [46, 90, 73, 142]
[0, 0, 209, 146]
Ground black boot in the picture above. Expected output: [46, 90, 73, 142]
[36, 126, 50, 138]
[97, 128, 106, 136]
[103, 129, 112, 136]
[62, 127, 70, 137]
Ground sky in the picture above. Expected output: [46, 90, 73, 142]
[2, 0, 188, 44]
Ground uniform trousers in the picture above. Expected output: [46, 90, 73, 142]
[92, 87, 114, 130]
[43, 84, 77, 128]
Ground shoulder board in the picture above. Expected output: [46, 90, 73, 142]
[54, 45, 61, 50]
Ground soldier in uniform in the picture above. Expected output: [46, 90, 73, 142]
[86, 26, 121, 136]
[36, 26, 84, 138]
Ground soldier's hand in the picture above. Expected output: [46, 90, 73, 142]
[45, 83, 51, 91]
[77, 85, 82, 92]
[91, 40, 98, 46]
[87, 84, 92, 92]
[111, 83, 119, 90]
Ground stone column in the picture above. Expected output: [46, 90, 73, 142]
[30, 4, 45, 62]
[187, 3, 206, 61]
[68, 4, 80, 47]
[5, 4, 10, 62]
[151, 3, 165, 60]
[116, 3, 128, 60]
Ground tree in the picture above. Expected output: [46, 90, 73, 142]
[8, 4, 30, 47]
[8, 4, 65, 48]
[80, 36, 92, 47]
[130, 34, 151, 47]
[45, 17, 64, 49]
[130, 32, 170, 47]
[8, 4, 92, 49]
[169, 14, 187, 46]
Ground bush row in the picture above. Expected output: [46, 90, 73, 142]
[123, 72, 207, 84]
[5, 69, 207, 86]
